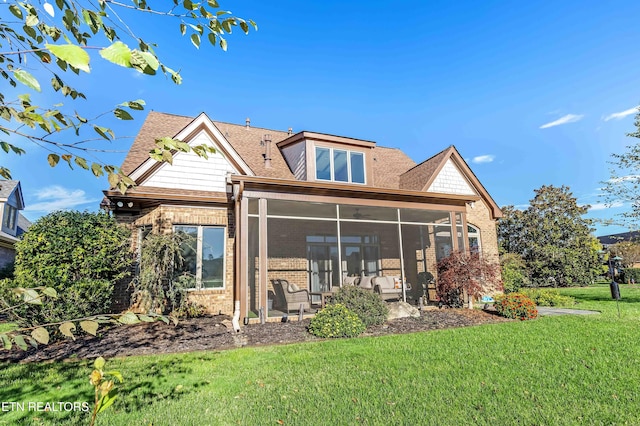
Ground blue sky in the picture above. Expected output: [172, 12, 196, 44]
[6, 0, 640, 235]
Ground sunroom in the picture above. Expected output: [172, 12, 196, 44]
[239, 189, 480, 322]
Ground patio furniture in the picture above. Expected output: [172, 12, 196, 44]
[310, 291, 333, 308]
[271, 279, 311, 314]
[371, 276, 411, 301]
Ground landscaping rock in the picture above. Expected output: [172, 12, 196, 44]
[387, 301, 420, 320]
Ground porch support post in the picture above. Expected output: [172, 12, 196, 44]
[336, 204, 343, 285]
[258, 198, 268, 316]
[397, 208, 407, 303]
[237, 193, 248, 323]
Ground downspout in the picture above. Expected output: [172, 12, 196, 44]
[231, 180, 244, 332]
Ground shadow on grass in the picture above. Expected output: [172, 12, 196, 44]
[0, 353, 219, 425]
[571, 288, 640, 304]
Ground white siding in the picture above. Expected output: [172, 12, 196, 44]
[141, 131, 239, 191]
[427, 159, 476, 195]
[281, 141, 306, 180]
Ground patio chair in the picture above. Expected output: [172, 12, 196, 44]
[271, 279, 311, 314]
[371, 276, 411, 301]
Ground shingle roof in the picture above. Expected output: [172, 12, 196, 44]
[399, 147, 451, 191]
[119, 112, 452, 191]
[0, 180, 19, 199]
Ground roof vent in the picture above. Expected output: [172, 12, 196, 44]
[245, 117, 250, 128]
[288, 127, 293, 135]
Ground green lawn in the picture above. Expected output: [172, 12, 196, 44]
[1, 285, 639, 425]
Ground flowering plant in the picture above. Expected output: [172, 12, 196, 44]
[494, 293, 538, 320]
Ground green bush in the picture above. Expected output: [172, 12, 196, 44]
[171, 301, 208, 319]
[494, 293, 538, 321]
[11, 210, 131, 326]
[329, 286, 388, 327]
[500, 253, 529, 293]
[520, 288, 576, 307]
[308, 304, 365, 338]
[621, 268, 640, 284]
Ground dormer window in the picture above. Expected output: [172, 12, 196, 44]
[315, 147, 365, 184]
[3, 204, 16, 230]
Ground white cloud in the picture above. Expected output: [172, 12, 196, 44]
[472, 154, 495, 164]
[603, 106, 638, 122]
[539, 114, 584, 129]
[588, 201, 624, 211]
[25, 186, 98, 213]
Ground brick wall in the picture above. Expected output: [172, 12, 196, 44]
[114, 205, 235, 315]
[466, 200, 502, 294]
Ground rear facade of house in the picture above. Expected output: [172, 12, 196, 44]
[105, 112, 502, 323]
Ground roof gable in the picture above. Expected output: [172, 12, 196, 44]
[0, 180, 24, 209]
[400, 146, 502, 219]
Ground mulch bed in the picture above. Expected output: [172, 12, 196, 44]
[0, 308, 510, 363]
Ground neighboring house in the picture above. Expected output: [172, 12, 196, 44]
[0, 180, 31, 268]
[104, 112, 502, 322]
[597, 231, 640, 249]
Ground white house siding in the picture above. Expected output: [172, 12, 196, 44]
[142, 131, 239, 191]
[280, 141, 306, 180]
[427, 159, 476, 195]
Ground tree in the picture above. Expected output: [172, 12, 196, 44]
[497, 185, 601, 286]
[436, 250, 502, 308]
[601, 107, 640, 228]
[609, 240, 640, 268]
[0, 1, 256, 192]
[8, 210, 132, 325]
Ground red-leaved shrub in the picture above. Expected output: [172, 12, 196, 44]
[494, 292, 538, 320]
[436, 250, 502, 308]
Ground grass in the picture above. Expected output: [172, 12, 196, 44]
[1, 285, 639, 425]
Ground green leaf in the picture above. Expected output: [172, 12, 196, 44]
[41, 287, 57, 298]
[93, 125, 114, 140]
[219, 37, 227, 51]
[118, 312, 140, 325]
[45, 43, 90, 73]
[180, 23, 186, 35]
[190, 33, 201, 49]
[47, 153, 60, 167]
[138, 314, 154, 322]
[74, 156, 89, 170]
[0, 334, 11, 350]
[31, 327, 50, 345]
[13, 335, 27, 351]
[9, 4, 23, 19]
[23, 289, 42, 304]
[97, 391, 118, 414]
[114, 108, 134, 120]
[208, 0, 219, 7]
[94, 356, 106, 370]
[99, 41, 132, 68]
[91, 162, 104, 177]
[107, 371, 124, 383]
[59, 322, 76, 339]
[0, 142, 9, 153]
[13, 69, 41, 92]
[80, 320, 99, 336]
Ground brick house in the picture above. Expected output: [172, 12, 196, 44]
[104, 112, 502, 326]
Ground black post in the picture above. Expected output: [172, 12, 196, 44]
[609, 257, 621, 318]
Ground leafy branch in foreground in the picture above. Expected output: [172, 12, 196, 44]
[1, 0, 255, 192]
[89, 356, 123, 426]
[0, 286, 176, 351]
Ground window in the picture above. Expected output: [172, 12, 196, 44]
[2, 205, 16, 230]
[174, 225, 226, 289]
[315, 147, 365, 184]
[468, 224, 481, 252]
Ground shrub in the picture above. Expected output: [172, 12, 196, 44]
[329, 285, 388, 327]
[494, 293, 538, 320]
[621, 268, 640, 284]
[11, 211, 131, 326]
[500, 253, 529, 293]
[436, 250, 502, 308]
[308, 304, 365, 338]
[520, 288, 576, 307]
[171, 301, 208, 319]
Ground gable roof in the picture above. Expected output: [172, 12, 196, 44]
[118, 112, 501, 218]
[401, 146, 502, 218]
[0, 180, 24, 209]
